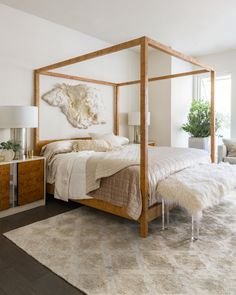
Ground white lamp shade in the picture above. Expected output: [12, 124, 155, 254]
[0, 106, 38, 128]
[128, 112, 150, 126]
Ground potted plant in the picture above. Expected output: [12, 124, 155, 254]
[181, 99, 221, 151]
[0, 141, 21, 161]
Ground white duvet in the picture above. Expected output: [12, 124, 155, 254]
[47, 144, 210, 202]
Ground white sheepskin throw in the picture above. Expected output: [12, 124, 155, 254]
[157, 163, 236, 219]
[42, 83, 106, 129]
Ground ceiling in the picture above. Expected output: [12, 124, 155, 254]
[1, 0, 236, 56]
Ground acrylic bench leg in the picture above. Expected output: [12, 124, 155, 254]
[166, 203, 170, 227]
[162, 199, 165, 230]
[161, 199, 169, 231]
[191, 216, 200, 241]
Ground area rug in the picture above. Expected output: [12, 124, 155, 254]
[4, 191, 236, 295]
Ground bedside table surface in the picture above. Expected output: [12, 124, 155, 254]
[0, 156, 45, 166]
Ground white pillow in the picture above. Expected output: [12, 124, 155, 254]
[89, 132, 121, 147]
[40, 140, 74, 163]
[115, 135, 129, 145]
[73, 139, 112, 152]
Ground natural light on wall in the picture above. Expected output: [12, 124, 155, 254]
[196, 74, 231, 139]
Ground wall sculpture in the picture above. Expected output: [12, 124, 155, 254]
[42, 83, 106, 129]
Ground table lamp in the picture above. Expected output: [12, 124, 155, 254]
[128, 111, 150, 143]
[0, 106, 38, 159]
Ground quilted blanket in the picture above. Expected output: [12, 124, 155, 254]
[86, 144, 210, 197]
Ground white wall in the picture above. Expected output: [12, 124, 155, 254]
[0, 4, 139, 145]
[198, 49, 236, 138]
[148, 50, 172, 146]
[148, 52, 193, 147]
[0, 3, 205, 148]
[171, 58, 193, 147]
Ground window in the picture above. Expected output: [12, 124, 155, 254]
[195, 74, 231, 139]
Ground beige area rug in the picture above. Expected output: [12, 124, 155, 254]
[4, 192, 236, 295]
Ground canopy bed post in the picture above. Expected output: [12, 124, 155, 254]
[140, 37, 149, 238]
[210, 70, 216, 163]
[34, 70, 40, 150]
[114, 85, 120, 135]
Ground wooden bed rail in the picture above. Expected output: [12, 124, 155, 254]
[40, 71, 117, 86]
[147, 37, 213, 71]
[35, 36, 213, 73]
[118, 69, 210, 87]
[39, 69, 210, 88]
[36, 37, 142, 73]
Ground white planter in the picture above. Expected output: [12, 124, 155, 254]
[0, 149, 15, 162]
[188, 137, 210, 151]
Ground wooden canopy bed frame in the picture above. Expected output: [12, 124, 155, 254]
[34, 36, 215, 237]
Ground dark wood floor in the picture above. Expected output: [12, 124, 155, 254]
[0, 196, 87, 295]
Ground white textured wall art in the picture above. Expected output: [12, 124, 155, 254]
[42, 83, 106, 129]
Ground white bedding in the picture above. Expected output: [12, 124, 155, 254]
[49, 151, 94, 201]
[47, 144, 210, 203]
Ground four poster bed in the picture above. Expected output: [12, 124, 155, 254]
[34, 36, 216, 237]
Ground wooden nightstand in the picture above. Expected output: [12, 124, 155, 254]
[0, 156, 45, 217]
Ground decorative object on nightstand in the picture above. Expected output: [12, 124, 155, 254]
[0, 141, 21, 162]
[27, 149, 34, 158]
[0, 149, 15, 162]
[0, 157, 45, 217]
[128, 111, 150, 143]
[0, 106, 38, 159]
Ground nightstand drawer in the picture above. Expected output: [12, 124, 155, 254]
[18, 159, 44, 205]
[0, 164, 10, 211]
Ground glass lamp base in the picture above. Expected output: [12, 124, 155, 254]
[134, 126, 140, 143]
[10, 128, 27, 159]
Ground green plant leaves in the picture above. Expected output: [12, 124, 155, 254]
[0, 141, 21, 152]
[181, 99, 222, 137]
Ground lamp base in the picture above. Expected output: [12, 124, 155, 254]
[134, 126, 141, 143]
[10, 128, 27, 159]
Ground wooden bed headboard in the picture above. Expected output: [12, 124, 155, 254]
[34, 136, 91, 156]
